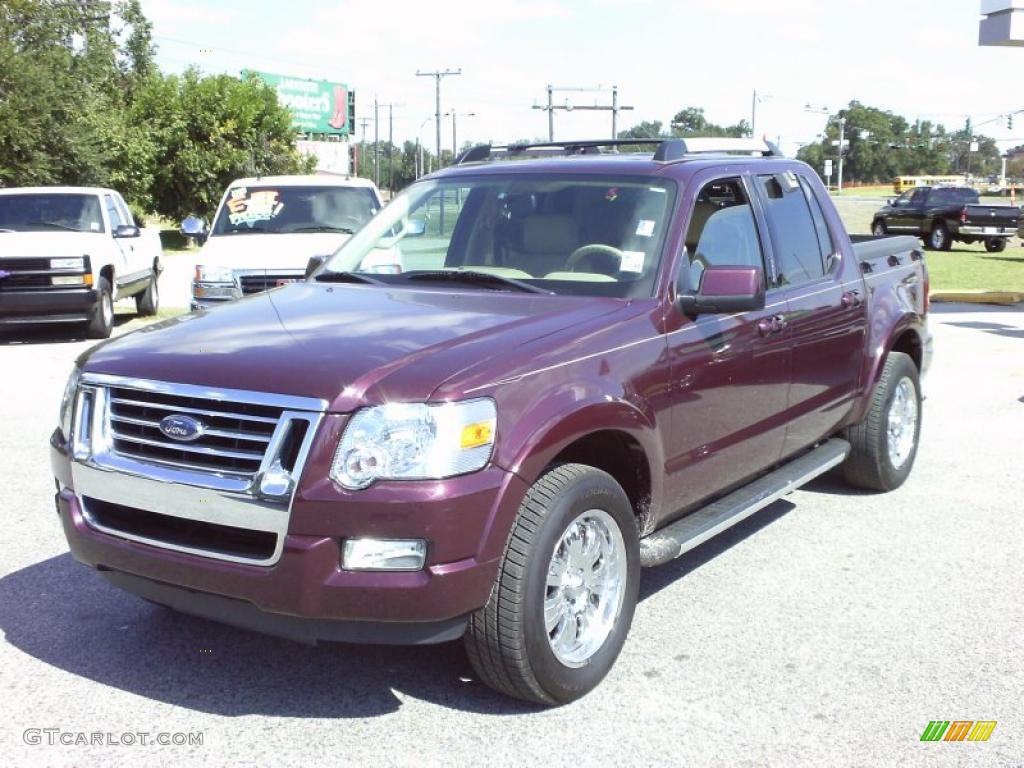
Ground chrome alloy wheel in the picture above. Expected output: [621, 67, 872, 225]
[887, 377, 918, 470]
[101, 291, 114, 327]
[544, 508, 627, 668]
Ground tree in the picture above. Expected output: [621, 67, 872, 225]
[797, 101, 1003, 184]
[0, 0, 155, 190]
[132, 70, 314, 221]
[670, 107, 748, 138]
[617, 120, 664, 139]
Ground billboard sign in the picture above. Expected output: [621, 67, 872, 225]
[247, 71, 351, 135]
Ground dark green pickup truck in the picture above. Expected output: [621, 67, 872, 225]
[872, 186, 1019, 252]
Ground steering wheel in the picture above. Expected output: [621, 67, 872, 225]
[564, 244, 625, 275]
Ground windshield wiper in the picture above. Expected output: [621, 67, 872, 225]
[289, 225, 356, 234]
[403, 270, 553, 295]
[27, 220, 81, 232]
[225, 226, 272, 235]
[313, 270, 386, 285]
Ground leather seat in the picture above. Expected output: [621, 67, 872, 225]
[506, 214, 579, 276]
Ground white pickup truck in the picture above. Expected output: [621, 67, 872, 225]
[0, 186, 162, 338]
[191, 175, 383, 310]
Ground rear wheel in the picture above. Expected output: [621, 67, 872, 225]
[843, 351, 921, 491]
[927, 222, 951, 251]
[984, 238, 1007, 253]
[871, 220, 887, 237]
[464, 464, 640, 705]
[84, 276, 114, 339]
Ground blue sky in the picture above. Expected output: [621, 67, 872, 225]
[141, 0, 1024, 155]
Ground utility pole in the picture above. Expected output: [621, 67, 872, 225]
[533, 85, 632, 141]
[377, 103, 401, 192]
[373, 98, 379, 187]
[357, 117, 371, 177]
[751, 90, 758, 138]
[445, 111, 475, 160]
[837, 116, 846, 194]
[416, 68, 461, 166]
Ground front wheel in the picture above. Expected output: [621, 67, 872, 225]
[984, 238, 1007, 253]
[84, 276, 114, 339]
[843, 351, 921, 491]
[464, 464, 640, 705]
[135, 270, 160, 316]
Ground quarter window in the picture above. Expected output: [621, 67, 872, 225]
[756, 173, 826, 287]
[798, 176, 835, 271]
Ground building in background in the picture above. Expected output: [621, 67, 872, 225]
[979, 0, 1024, 46]
[246, 70, 356, 175]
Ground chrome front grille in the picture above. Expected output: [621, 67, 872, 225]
[69, 373, 326, 565]
[238, 272, 303, 295]
[107, 386, 281, 477]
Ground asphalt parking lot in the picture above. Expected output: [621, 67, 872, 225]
[0, 301, 1021, 768]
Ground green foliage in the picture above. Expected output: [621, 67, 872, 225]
[133, 70, 313, 220]
[0, 0, 311, 220]
[797, 101, 1003, 184]
[670, 107, 749, 138]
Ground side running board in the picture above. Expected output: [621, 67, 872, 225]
[639, 438, 851, 568]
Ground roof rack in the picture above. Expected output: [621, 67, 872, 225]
[454, 137, 784, 165]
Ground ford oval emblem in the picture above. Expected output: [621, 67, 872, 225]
[159, 414, 205, 442]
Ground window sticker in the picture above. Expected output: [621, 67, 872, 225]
[620, 250, 645, 273]
[635, 219, 656, 237]
[226, 188, 284, 226]
[89, 222, 99, 231]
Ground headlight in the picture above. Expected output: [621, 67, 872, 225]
[59, 366, 81, 440]
[331, 398, 497, 489]
[51, 257, 84, 270]
[193, 265, 239, 299]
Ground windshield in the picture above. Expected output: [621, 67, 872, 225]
[211, 184, 380, 235]
[0, 193, 104, 233]
[321, 174, 676, 298]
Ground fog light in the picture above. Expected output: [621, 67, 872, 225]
[342, 538, 427, 571]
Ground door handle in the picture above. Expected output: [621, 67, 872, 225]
[757, 314, 787, 336]
[841, 290, 863, 308]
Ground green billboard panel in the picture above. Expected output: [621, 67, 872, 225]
[247, 70, 351, 135]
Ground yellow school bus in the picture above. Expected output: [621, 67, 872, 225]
[893, 175, 967, 194]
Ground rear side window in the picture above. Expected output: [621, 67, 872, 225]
[798, 176, 835, 271]
[681, 177, 765, 292]
[756, 173, 826, 288]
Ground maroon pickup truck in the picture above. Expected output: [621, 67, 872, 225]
[51, 138, 932, 705]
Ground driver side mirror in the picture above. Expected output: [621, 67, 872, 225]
[679, 266, 765, 316]
[304, 254, 327, 279]
[113, 224, 140, 238]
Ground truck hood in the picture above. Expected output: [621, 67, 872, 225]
[0, 230, 108, 257]
[81, 282, 623, 410]
[196, 232, 352, 270]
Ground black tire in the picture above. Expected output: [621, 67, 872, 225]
[927, 222, 951, 251]
[984, 238, 1007, 253]
[871, 220, 887, 237]
[135, 270, 160, 316]
[84, 276, 114, 339]
[843, 351, 921, 491]
[464, 463, 640, 705]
